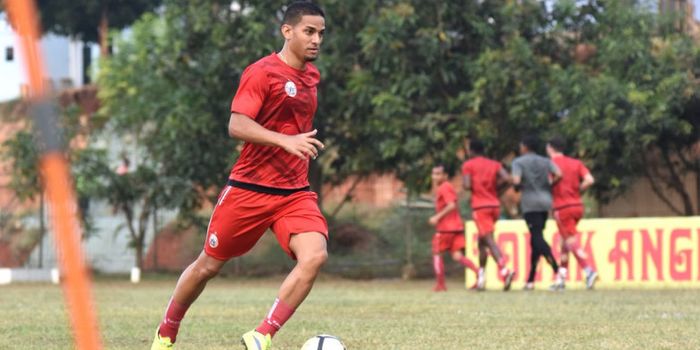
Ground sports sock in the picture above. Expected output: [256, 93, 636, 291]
[458, 256, 479, 273]
[567, 241, 589, 269]
[158, 298, 190, 343]
[433, 255, 446, 287]
[256, 297, 295, 337]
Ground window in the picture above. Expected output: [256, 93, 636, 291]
[5, 47, 13, 62]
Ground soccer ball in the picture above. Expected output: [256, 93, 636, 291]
[300, 334, 346, 350]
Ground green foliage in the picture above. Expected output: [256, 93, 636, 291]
[36, 0, 161, 43]
[96, 0, 700, 218]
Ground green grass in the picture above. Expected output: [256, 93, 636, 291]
[1, 277, 698, 349]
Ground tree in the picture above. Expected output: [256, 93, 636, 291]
[548, 1, 700, 215]
[36, 0, 161, 55]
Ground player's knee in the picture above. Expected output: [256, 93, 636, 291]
[299, 249, 328, 270]
[194, 263, 221, 280]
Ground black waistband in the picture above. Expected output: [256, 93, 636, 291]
[227, 179, 310, 196]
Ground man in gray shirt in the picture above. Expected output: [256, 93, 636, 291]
[511, 135, 562, 290]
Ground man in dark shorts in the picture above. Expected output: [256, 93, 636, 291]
[151, 3, 328, 349]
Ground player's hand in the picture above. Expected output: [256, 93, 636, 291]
[428, 215, 439, 226]
[279, 129, 325, 160]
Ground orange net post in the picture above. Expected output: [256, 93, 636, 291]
[5, 1, 103, 349]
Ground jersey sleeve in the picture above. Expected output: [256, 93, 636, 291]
[231, 65, 269, 120]
[511, 159, 523, 178]
[578, 161, 591, 178]
[461, 161, 472, 176]
[548, 159, 560, 174]
[440, 184, 458, 204]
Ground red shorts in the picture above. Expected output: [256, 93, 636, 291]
[472, 207, 500, 236]
[432, 232, 465, 254]
[204, 185, 328, 260]
[554, 205, 584, 238]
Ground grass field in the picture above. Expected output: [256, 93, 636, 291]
[1, 277, 698, 349]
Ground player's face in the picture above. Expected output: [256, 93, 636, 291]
[284, 15, 325, 62]
[546, 143, 554, 157]
[431, 167, 446, 184]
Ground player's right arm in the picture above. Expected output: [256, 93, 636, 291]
[228, 113, 324, 160]
[579, 162, 595, 192]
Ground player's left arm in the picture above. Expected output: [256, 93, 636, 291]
[496, 166, 511, 194]
[429, 200, 457, 226]
[549, 160, 562, 184]
[462, 174, 472, 191]
[580, 163, 595, 192]
[228, 113, 324, 160]
[511, 160, 522, 191]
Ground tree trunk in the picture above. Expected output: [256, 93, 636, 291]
[152, 204, 158, 270]
[38, 191, 45, 268]
[659, 147, 695, 215]
[696, 160, 700, 215]
[135, 238, 144, 271]
[98, 8, 109, 57]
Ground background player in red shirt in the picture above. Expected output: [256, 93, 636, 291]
[429, 164, 480, 291]
[547, 136, 598, 290]
[461, 140, 515, 291]
[151, 3, 328, 350]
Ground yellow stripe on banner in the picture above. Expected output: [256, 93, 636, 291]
[464, 217, 700, 290]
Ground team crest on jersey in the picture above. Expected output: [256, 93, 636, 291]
[285, 80, 297, 97]
[208, 232, 219, 248]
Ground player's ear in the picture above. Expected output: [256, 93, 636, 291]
[280, 23, 294, 40]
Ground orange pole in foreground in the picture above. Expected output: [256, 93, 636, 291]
[5, 1, 103, 349]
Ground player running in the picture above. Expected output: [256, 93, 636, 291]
[151, 3, 328, 349]
[429, 164, 479, 292]
[546, 136, 598, 290]
[511, 135, 561, 290]
[461, 140, 515, 291]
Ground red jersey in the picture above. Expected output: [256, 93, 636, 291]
[461, 156, 501, 209]
[229, 53, 320, 189]
[551, 155, 590, 209]
[435, 181, 464, 232]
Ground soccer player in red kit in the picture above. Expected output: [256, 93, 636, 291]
[151, 3, 328, 349]
[546, 136, 598, 290]
[461, 140, 515, 291]
[429, 164, 479, 292]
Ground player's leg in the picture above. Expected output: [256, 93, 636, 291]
[476, 237, 488, 290]
[550, 210, 568, 291]
[531, 212, 558, 274]
[256, 232, 328, 336]
[155, 251, 227, 345]
[432, 234, 447, 291]
[524, 213, 540, 287]
[560, 207, 597, 288]
[474, 210, 488, 289]
[153, 186, 263, 348]
[433, 253, 447, 291]
[248, 192, 329, 343]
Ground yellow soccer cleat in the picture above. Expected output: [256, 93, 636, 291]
[240, 330, 272, 350]
[151, 329, 174, 350]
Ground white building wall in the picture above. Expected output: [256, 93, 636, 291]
[0, 14, 91, 102]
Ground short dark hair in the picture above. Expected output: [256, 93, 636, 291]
[548, 136, 566, 152]
[283, 1, 325, 25]
[469, 139, 485, 154]
[433, 163, 454, 176]
[521, 135, 541, 153]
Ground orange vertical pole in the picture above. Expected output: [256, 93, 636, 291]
[5, 1, 103, 349]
